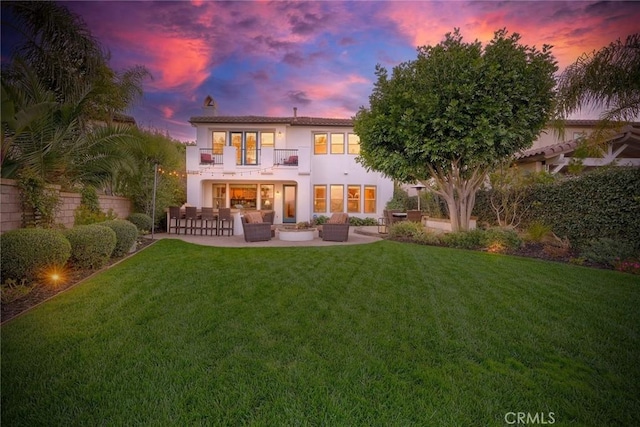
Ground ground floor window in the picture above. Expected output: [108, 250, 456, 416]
[364, 186, 376, 213]
[230, 184, 257, 209]
[313, 185, 326, 212]
[260, 184, 274, 210]
[330, 185, 344, 212]
[347, 185, 360, 213]
[212, 184, 226, 208]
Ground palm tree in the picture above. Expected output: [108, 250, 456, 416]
[555, 33, 640, 139]
[1, 0, 150, 188]
[1, 60, 137, 187]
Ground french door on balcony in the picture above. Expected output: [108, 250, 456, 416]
[230, 131, 258, 165]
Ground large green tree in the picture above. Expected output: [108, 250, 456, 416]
[556, 33, 639, 126]
[354, 29, 557, 231]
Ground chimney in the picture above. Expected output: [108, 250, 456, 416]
[203, 95, 217, 115]
[293, 107, 298, 118]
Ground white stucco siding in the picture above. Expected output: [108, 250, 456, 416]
[187, 120, 395, 221]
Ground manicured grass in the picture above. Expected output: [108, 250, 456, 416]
[2, 239, 639, 426]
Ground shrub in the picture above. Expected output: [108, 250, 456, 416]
[74, 205, 117, 226]
[312, 215, 329, 225]
[0, 228, 71, 281]
[18, 173, 60, 228]
[390, 221, 426, 239]
[127, 213, 153, 233]
[100, 220, 138, 257]
[442, 228, 522, 252]
[389, 222, 442, 245]
[349, 217, 378, 226]
[523, 221, 553, 243]
[64, 225, 117, 269]
[442, 229, 488, 250]
[614, 258, 640, 275]
[580, 238, 638, 267]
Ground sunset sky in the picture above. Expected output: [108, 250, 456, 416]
[3, 1, 639, 141]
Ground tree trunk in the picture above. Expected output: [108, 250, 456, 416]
[428, 161, 487, 232]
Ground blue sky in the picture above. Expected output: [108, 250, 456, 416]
[3, 1, 639, 142]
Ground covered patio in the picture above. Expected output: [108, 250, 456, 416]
[147, 226, 383, 248]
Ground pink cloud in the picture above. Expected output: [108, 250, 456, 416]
[161, 106, 175, 119]
[381, 1, 640, 71]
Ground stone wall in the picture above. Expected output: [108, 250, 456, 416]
[0, 179, 132, 233]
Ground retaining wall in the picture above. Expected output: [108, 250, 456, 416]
[1, 179, 131, 233]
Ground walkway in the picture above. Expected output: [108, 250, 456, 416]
[147, 226, 385, 248]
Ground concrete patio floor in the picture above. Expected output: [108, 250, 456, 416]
[146, 226, 385, 248]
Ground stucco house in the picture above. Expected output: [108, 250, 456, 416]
[514, 120, 640, 174]
[186, 102, 394, 227]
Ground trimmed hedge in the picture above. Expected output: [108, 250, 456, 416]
[0, 228, 71, 281]
[526, 168, 640, 247]
[474, 167, 640, 247]
[100, 220, 138, 257]
[126, 213, 153, 233]
[64, 225, 117, 269]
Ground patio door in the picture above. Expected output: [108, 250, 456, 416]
[283, 185, 296, 223]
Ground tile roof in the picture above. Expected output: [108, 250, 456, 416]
[189, 115, 354, 127]
[516, 124, 640, 160]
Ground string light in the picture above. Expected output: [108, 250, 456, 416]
[186, 164, 293, 176]
[157, 167, 187, 178]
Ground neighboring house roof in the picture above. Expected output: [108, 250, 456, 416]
[515, 125, 640, 173]
[189, 115, 353, 127]
[516, 125, 640, 161]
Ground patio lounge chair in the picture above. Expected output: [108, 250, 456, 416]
[241, 211, 272, 242]
[283, 155, 298, 165]
[318, 212, 350, 242]
[200, 153, 214, 164]
[260, 210, 276, 237]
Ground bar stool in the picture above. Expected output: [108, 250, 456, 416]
[184, 206, 199, 235]
[201, 207, 218, 236]
[168, 206, 182, 234]
[218, 207, 234, 236]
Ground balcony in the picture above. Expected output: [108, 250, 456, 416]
[188, 146, 311, 175]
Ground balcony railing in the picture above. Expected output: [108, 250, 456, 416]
[274, 149, 298, 166]
[199, 148, 300, 167]
[199, 149, 223, 165]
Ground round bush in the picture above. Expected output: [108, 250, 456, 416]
[100, 219, 138, 257]
[0, 228, 71, 281]
[64, 225, 117, 269]
[126, 213, 153, 233]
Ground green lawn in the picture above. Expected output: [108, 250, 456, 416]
[2, 239, 639, 426]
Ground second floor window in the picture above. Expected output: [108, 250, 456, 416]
[331, 134, 345, 154]
[314, 133, 328, 154]
[212, 132, 226, 155]
[348, 133, 360, 154]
